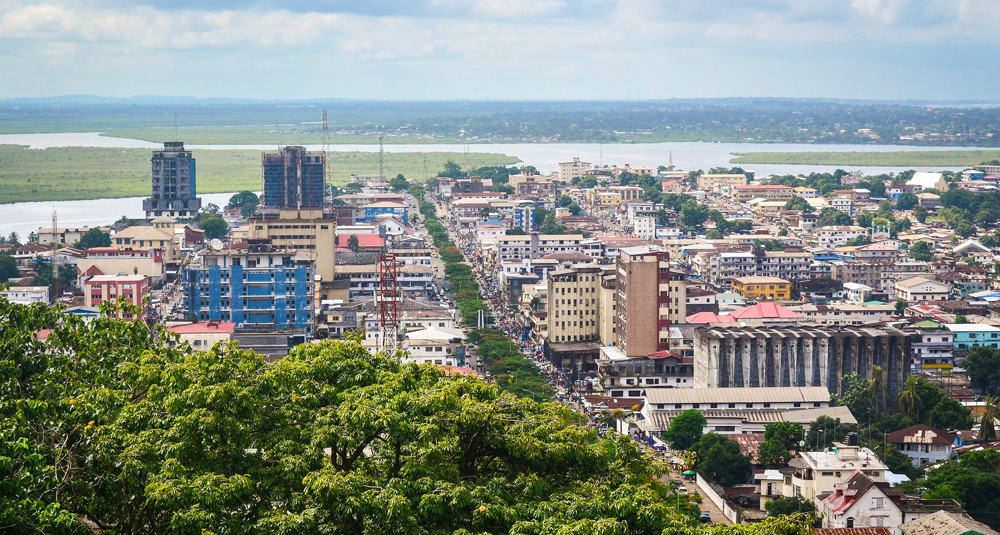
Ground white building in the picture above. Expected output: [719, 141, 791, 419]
[402, 326, 466, 367]
[843, 282, 874, 304]
[166, 320, 236, 350]
[822, 470, 902, 530]
[790, 442, 888, 507]
[816, 226, 869, 247]
[907, 172, 949, 192]
[886, 425, 955, 468]
[0, 286, 50, 304]
[894, 277, 951, 303]
[633, 215, 656, 240]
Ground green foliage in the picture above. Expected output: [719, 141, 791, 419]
[557, 195, 574, 207]
[437, 160, 466, 178]
[844, 234, 872, 247]
[0, 254, 20, 281]
[705, 229, 723, 240]
[692, 433, 752, 487]
[804, 416, 858, 450]
[765, 496, 815, 517]
[966, 345, 1000, 394]
[472, 330, 553, 401]
[439, 246, 463, 264]
[914, 205, 928, 223]
[505, 227, 527, 235]
[680, 200, 710, 228]
[664, 410, 706, 451]
[783, 196, 813, 213]
[928, 396, 974, 431]
[199, 216, 229, 240]
[899, 449, 1000, 528]
[389, 174, 410, 191]
[833, 373, 877, 423]
[818, 207, 854, 227]
[539, 214, 568, 234]
[757, 422, 804, 466]
[753, 239, 786, 251]
[74, 227, 111, 250]
[881, 446, 921, 480]
[896, 192, 919, 211]
[227, 190, 259, 210]
[909, 241, 934, 261]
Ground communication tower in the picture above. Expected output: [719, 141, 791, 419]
[321, 109, 330, 188]
[378, 132, 384, 181]
[377, 252, 400, 352]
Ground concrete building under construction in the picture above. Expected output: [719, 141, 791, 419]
[694, 324, 910, 401]
[262, 146, 326, 209]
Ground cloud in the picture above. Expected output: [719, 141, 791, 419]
[0, 0, 999, 100]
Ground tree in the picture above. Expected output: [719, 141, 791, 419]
[199, 216, 229, 240]
[27, 231, 38, 244]
[765, 496, 815, 517]
[347, 234, 360, 252]
[955, 314, 969, 324]
[909, 241, 934, 261]
[805, 416, 857, 450]
[437, 160, 465, 178]
[692, 433, 751, 486]
[389, 174, 410, 192]
[869, 365, 888, 412]
[201, 203, 220, 216]
[928, 396, 973, 431]
[227, 190, 260, 218]
[0, 254, 19, 281]
[897, 377, 924, 420]
[894, 300, 908, 316]
[0, 301, 823, 535]
[505, 227, 527, 235]
[834, 373, 877, 423]
[966, 345, 1000, 394]
[844, 235, 872, 247]
[663, 409, 706, 450]
[74, 228, 111, 250]
[539, 214, 567, 235]
[896, 192, 919, 211]
[567, 204, 582, 216]
[899, 449, 1000, 527]
[818, 208, 853, 226]
[757, 422, 805, 466]
[784, 196, 813, 213]
[914, 205, 928, 223]
[980, 395, 1000, 442]
[7, 232, 21, 248]
[557, 195, 574, 207]
[706, 229, 723, 240]
[679, 200, 709, 228]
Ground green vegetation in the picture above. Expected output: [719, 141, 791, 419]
[966, 345, 1000, 394]
[765, 496, 816, 518]
[5, 297, 820, 535]
[899, 449, 1000, 528]
[663, 409, 707, 450]
[0, 145, 516, 204]
[732, 150, 1000, 166]
[691, 433, 752, 487]
[757, 422, 805, 467]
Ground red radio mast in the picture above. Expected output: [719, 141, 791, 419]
[377, 252, 399, 352]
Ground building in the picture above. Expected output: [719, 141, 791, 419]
[907, 172, 949, 193]
[733, 185, 796, 202]
[0, 286, 50, 304]
[558, 157, 593, 182]
[895, 277, 951, 303]
[76, 248, 166, 287]
[615, 247, 672, 357]
[143, 142, 202, 218]
[111, 226, 177, 263]
[910, 323, 955, 372]
[183, 239, 314, 333]
[697, 173, 750, 192]
[817, 226, 870, 247]
[248, 207, 337, 284]
[886, 425, 956, 468]
[694, 324, 910, 398]
[402, 326, 466, 367]
[633, 215, 656, 240]
[262, 146, 326, 209]
[787, 303, 896, 326]
[547, 265, 604, 345]
[822, 471, 903, 530]
[732, 276, 792, 301]
[360, 202, 409, 225]
[38, 225, 88, 247]
[899, 510, 998, 535]
[711, 250, 813, 289]
[946, 323, 1000, 354]
[586, 186, 644, 207]
[84, 274, 149, 315]
[167, 320, 236, 350]
[790, 442, 889, 506]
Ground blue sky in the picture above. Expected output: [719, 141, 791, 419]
[1, 0, 998, 100]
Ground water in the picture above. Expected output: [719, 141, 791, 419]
[0, 132, 985, 237]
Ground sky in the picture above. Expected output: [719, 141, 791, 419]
[1, 0, 999, 101]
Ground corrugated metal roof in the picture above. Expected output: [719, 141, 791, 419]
[644, 387, 830, 405]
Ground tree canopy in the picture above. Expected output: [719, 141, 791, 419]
[691, 433, 751, 487]
[74, 227, 111, 250]
[966, 345, 1000, 394]
[0, 297, 819, 535]
[663, 409, 706, 450]
[199, 216, 229, 240]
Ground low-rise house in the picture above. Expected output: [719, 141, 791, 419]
[790, 441, 888, 507]
[899, 510, 998, 535]
[817, 226, 869, 247]
[909, 322, 956, 372]
[947, 323, 1000, 354]
[895, 277, 951, 303]
[0, 286, 50, 304]
[822, 470, 902, 530]
[83, 273, 149, 316]
[732, 276, 793, 301]
[886, 425, 956, 468]
[167, 320, 236, 350]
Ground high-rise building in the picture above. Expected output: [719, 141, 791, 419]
[143, 142, 202, 218]
[262, 146, 326, 209]
[615, 246, 672, 357]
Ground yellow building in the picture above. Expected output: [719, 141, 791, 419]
[585, 186, 644, 207]
[248, 207, 337, 283]
[732, 276, 792, 301]
[112, 225, 177, 262]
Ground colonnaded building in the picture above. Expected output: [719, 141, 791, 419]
[694, 324, 910, 401]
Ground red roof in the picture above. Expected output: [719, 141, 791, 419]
[646, 350, 682, 359]
[336, 234, 386, 248]
[439, 365, 477, 376]
[685, 312, 736, 324]
[167, 321, 236, 334]
[729, 303, 802, 320]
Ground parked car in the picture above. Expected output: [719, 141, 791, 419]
[699, 512, 711, 523]
[678, 487, 689, 494]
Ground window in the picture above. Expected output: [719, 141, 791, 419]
[872, 497, 884, 510]
[846, 518, 855, 528]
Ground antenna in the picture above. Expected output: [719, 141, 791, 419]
[378, 132, 384, 181]
[598, 108, 603, 167]
[174, 111, 178, 140]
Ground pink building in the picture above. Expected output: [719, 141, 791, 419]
[83, 274, 149, 316]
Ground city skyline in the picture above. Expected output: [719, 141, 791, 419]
[2, 0, 1000, 101]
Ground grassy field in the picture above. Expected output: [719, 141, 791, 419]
[0, 145, 518, 204]
[730, 150, 1000, 167]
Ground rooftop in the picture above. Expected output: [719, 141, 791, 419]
[644, 386, 830, 405]
[899, 510, 998, 535]
[168, 321, 237, 335]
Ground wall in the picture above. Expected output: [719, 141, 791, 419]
[697, 473, 742, 524]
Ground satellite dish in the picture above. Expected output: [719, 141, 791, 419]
[210, 238, 223, 251]
[799, 440, 806, 447]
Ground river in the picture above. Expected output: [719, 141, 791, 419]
[0, 132, 983, 237]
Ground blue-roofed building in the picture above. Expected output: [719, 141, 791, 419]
[183, 239, 314, 334]
[359, 201, 408, 225]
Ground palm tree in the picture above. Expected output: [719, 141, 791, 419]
[897, 377, 923, 419]
[979, 395, 999, 442]
[347, 235, 360, 252]
[869, 366, 888, 412]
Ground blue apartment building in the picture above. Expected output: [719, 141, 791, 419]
[184, 239, 314, 333]
[359, 202, 408, 225]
